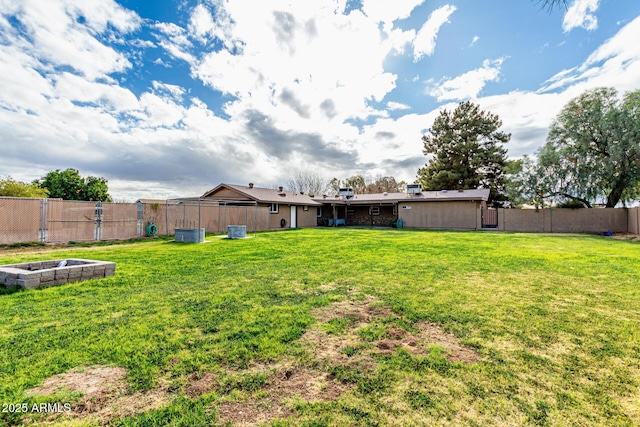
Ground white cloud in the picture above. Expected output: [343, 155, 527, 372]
[413, 5, 456, 61]
[362, 0, 425, 28]
[154, 22, 196, 64]
[387, 101, 411, 111]
[0, 0, 140, 80]
[470, 35, 479, 47]
[563, 0, 600, 32]
[429, 58, 506, 101]
[541, 15, 640, 93]
[2, 0, 640, 201]
[193, 0, 399, 128]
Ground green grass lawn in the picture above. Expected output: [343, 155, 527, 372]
[0, 229, 638, 426]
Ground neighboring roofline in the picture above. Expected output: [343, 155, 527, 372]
[312, 189, 490, 204]
[202, 183, 322, 206]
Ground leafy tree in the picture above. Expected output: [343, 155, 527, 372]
[327, 175, 365, 194]
[503, 159, 527, 208]
[417, 101, 510, 206]
[517, 88, 640, 208]
[285, 171, 329, 196]
[35, 168, 112, 201]
[0, 176, 49, 198]
[343, 175, 366, 194]
[84, 176, 111, 202]
[365, 175, 407, 193]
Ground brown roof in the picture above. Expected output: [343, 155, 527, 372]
[202, 183, 323, 206]
[312, 189, 490, 204]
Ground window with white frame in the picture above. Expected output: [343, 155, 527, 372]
[269, 203, 278, 213]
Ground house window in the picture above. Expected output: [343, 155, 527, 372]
[393, 205, 397, 215]
[269, 203, 278, 213]
[347, 209, 355, 218]
[316, 207, 322, 217]
[303, 205, 309, 211]
[370, 206, 380, 215]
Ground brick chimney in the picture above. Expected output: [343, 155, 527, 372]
[248, 183, 254, 189]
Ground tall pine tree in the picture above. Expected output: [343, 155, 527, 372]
[417, 101, 510, 206]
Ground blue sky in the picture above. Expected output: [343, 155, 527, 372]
[1, 0, 639, 200]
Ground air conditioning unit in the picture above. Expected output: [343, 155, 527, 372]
[338, 187, 354, 198]
[406, 184, 422, 194]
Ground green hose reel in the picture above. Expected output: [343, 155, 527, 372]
[145, 221, 158, 237]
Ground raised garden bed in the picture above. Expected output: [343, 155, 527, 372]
[0, 259, 116, 290]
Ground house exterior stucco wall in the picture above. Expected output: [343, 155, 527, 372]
[398, 201, 480, 230]
[265, 204, 290, 229]
[297, 206, 319, 228]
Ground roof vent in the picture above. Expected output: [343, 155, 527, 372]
[406, 184, 422, 194]
[383, 192, 388, 196]
[248, 183, 254, 189]
[441, 190, 448, 193]
[278, 186, 284, 192]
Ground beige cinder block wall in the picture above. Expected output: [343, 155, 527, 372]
[497, 209, 546, 232]
[628, 207, 639, 234]
[498, 208, 628, 233]
[398, 201, 479, 229]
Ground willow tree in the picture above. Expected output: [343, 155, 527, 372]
[522, 88, 640, 208]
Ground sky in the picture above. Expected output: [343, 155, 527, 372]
[1, 0, 639, 201]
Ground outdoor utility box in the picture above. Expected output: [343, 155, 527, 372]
[406, 184, 422, 194]
[338, 187, 354, 199]
[227, 225, 247, 239]
[175, 228, 205, 243]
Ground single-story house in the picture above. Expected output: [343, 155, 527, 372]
[313, 188, 490, 229]
[202, 183, 491, 230]
[202, 183, 323, 228]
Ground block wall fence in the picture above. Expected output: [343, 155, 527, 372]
[0, 197, 638, 245]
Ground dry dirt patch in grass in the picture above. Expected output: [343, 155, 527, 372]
[414, 322, 483, 363]
[26, 365, 172, 423]
[304, 297, 481, 364]
[185, 372, 218, 398]
[611, 233, 639, 242]
[217, 367, 352, 426]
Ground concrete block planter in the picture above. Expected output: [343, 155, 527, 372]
[0, 259, 116, 290]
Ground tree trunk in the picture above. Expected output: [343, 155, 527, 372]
[606, 183, 625, 208]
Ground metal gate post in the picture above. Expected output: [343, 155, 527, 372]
[137, 201, 143, 237]
[165, 200, 169, 237]
[39, 198, 48, 242]
[95, 201, 103, 241]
